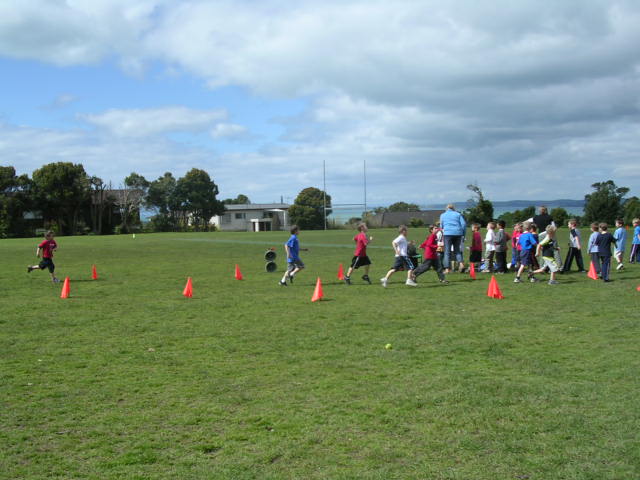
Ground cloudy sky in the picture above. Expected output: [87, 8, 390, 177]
[1, 0, 639, 209]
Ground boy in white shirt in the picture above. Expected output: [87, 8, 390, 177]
[483, 221, 496, 273]
[381, 225, 416, 287]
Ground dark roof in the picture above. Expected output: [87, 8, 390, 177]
[222, 203, 290, 211]
[370, 210, 445, 227]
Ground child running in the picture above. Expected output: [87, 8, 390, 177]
[380, 225, 416, 287]
[510, 223, 523, 270]
[529, 225, 560, 284]
[27, 230, 60, 283]
[514, 224, 538, 283]
[279, 225, 307, 286]
[411, 225, 448, 284]
[344, 223, 373, 285]
[612, 218, 626, 270]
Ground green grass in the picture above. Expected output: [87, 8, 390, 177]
[1, 229, 639, 479]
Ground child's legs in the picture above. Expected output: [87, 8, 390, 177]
[590, 253, 601, 274]
[600, 256, 611, 280]
[486, 251, 495, 272]
[574, 248, 584, 270]
[384, 269, 397, 280]
[496, 251, 506, 272]
[614, 251, 623, 264]
[362, 264, 370, 276]
[563, 248, 574, 271]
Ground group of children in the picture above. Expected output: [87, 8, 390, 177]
[26, 218, 640, 289]
[277, 217, 640, 288]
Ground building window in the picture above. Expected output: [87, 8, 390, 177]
[221, 214, 232, 224]
[235, 213, 246, 220]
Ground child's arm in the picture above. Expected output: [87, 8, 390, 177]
[35, 246, 42, 258]
[284, 244, 291, 259]
[574, 232, 581, 249]
[392, 240, 400, 255]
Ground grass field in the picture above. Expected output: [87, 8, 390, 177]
[1, 229, 639, 479]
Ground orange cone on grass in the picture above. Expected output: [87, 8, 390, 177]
[235, 264, 243, 280]
[487, 275, 504, 299]
[587, 261, 599, 280]
[469, 262, 476, 280]
[337, 263, 344, 280]
[91, 264, 98, 280]
[636, 285, 640, 292]
[60, 277, 70, 299]
[311, 277, 324, 302]
[183, 277, 193, 298]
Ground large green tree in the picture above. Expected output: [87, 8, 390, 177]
[289, 187, 332, 230]
[146, 172, 178, 231]
[550, 207, 570, 228]
[31, 162, 90, 235]
[623, 196, 640, 225]
[223, 194, 250, 205]
[583, 180, 629, 225]
[0, 166, 33, 237]
[172, 168, 224, 231]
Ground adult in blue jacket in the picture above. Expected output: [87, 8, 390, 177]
[439, 204, 467, 272]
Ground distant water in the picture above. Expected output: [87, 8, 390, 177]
[329, 204, 584, 224]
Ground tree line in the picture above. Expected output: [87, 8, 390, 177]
[0, 163, 227, 237]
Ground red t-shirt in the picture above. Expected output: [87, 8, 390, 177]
[39, 239, 57, 258]
[419, 233, 438, 260]
[511, 230, 522, 250]
[353, 232, 368, 257]
[471, 231, 482, 251]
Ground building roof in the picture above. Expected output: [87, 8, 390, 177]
[222, 203, 290, 211]
[370, 210, 446, 228]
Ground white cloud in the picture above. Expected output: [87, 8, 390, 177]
[81, 107, 227, 137]
[211, 123, 248, 139]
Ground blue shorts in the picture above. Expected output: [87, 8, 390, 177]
[520, 249, 534, 266]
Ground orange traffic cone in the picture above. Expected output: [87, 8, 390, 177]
[60, 277, 70, 299]
[183, 277, 193, 298]
[311, 277, 324, 302]
[337, 263, 344, 280]
[487, 275, 504, 299]
[235, 264, 243, 280]
[91, 264, 98, 280]
[469, 262, 476, 280]
[636, 285, 640, 292]
[587, 262, 599, 280]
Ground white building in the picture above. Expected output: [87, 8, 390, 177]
[210, 203, 291, 231]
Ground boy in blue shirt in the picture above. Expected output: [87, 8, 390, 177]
[630, 218, 640, 264]
[279, 225, 308, 286]
[613, 219, 627, 270]
[587, 222, 601, 276]
[514, 224, 538, 283]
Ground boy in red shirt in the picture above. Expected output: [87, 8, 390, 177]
[510, 223, 523, 270]
[411, 225, 448, 284]
[344, 223, 373, 285]
[468, 223, 483, 269]
[27, 230, 60, 283]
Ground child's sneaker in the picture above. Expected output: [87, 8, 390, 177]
[288, 273, 294, 284]
[362, 275, 371, 284]
[530, 277, 539, 283]
[405, 279, 418, 287]
[344, 276, 351, 285]
[513, 277, 522, 283]
[439, 279, 449, 284]
[279, 280, 287, 287]
[27, 266, 33, 273]
[616, 264, 624, 270]
[380, 277, 388, 288]
[548, 279, 559, 285]
[52, 277, 60, 283]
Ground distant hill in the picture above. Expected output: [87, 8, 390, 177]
[423, 199, 584, 210]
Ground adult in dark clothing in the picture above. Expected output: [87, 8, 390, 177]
[532, 206, 554, 232]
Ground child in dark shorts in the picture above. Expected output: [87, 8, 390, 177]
[344, 222, 373, 285]
[27, 230, 60, 283]
[514, 224, 538, 283]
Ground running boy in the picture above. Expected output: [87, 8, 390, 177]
[280, 225, 308, 286]
[530, 225, 560, 284]
[594, 223, 616, 282]
[562, 219, 585, 273]
[27, 230, 60, 283]
[380, 225, 416, 287]
[613, 218, 626, 270]
[514, 224, 538, 283]
[411, 225, 448, 284]
[344, 223, 373, 285]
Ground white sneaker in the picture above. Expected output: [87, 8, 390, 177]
[405, 279, 418, 287]
[616, 264, 624, 270]
[380, 277, 388, 288]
